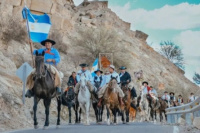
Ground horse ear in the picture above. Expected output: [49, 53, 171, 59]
[42, 51, 45, 56]
[35, 50, 39, 56]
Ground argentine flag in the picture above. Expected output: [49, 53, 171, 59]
[91, 58, 99, 77]
[22, 7, 51, 43]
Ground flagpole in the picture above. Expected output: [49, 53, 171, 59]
[24, 1, 35, 67]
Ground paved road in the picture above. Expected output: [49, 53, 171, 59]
[5, 122, 179, 133]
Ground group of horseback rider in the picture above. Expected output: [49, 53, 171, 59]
[26, 38, 170, 110]
[25, 39, 136, 107]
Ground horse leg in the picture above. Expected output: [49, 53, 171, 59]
[100, 105, 104, 122]
[56, 97, 61, 128]
[68, 106, 72, 124]
[79, 108, 82, 123]
[74, 106, 78, 123]
[112, 109, 117, 125]
[93, 103, 98, 123]
[126, 108, 130, 123]
[43, 99, 51, 129]
[106, 106, 110, 125]
[85, 102, 90, 125]
[33, 96, 40, 129]
[121, 109, 125, 124]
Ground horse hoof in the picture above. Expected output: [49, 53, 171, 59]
[56, 125, 60, 129]
[114, 123, 117, 126]
[43, 126, 49, 130]
[34, 125, 39, 129]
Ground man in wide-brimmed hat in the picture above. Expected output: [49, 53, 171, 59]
[98, 65, 124, 107]
[93, 69, 103, 90]
[25, 39, 63, 98]
[74, 63, 94, 94]
[140, 81, 151, 95]
[119, 66, 131, 87]
[161, 91, 170, 103]
[169, 92, 176, 101]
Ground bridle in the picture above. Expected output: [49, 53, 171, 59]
[35, 56, 47, 78]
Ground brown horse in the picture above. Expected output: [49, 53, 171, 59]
[103, 78, 121, 125]
[150, 97, 160, 122]
[121, 84, 131, 124]
[158, 97, 168, 122]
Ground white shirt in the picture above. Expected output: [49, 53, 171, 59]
[100, 71, 120, 87]
[189, 95, 196, 102]
[161, 94, 170, 101]
[77, 70, 93, 84]
[150, 89, 158, 96]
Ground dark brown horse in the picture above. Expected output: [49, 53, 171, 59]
[150, 97, 160, 122]
[103, 78, 121, 125]
[61, 85, 81, 124]
[158, 97, 168, 122]
[121, 84, 131, 124]
[32, 51, 61, 129]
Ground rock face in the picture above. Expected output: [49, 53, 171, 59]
[0, 0, 199, 131]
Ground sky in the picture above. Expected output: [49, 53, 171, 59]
[73, 0, 200, 82]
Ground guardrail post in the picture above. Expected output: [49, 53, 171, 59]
[171, 114, 175, 124]
[185, 113, 193, 125]
[167, 114, 172, 123]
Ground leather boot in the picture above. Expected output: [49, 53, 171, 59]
[56, 87, 62, 96]
[25, 89, 34, 98]
[120, 97, 124, 106]
[98, 97, 103, 107]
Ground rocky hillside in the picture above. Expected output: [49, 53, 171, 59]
[0, 0, 199, 131]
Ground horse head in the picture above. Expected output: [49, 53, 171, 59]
[80, 74, 87, 90]
[35, 50, 46, 79]
[66, 86, 75, 101]
[108, 77, 118, 91]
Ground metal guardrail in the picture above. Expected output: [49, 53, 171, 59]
[165, 97, 200, 125]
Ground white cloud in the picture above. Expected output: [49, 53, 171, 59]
[173, 30, 200, 81]
[73, 0, 83, 6]
[109, 3, 200, 30]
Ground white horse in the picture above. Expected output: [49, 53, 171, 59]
[78, 74, 91, 125]
[138, 91, 151, 122]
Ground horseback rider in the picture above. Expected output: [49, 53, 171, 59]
[74, 63, 94, 94]
[161, 91, 170, 103]
[67, 72, 78, 87]
[25, 39, 62, 98]
[97, 65, 124, 107]
[149, 86, 158, 97]
[119, 66, 131, 88]
[93, 69, 103, 90]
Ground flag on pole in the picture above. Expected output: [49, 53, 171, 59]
[91, 58, 99, 77]
[22, 7, 51, 43]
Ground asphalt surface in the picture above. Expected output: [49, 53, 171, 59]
[5, 122, 179, 133]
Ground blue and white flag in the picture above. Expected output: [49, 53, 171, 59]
[91, 58, 99, 77]
[22, 7, 51, 43]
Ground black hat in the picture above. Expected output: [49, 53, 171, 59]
[41, 39, 56, 46]
[94, 69, 103, 74]
[119, 66, 127, 70]
[79, 63, 89, 67]
[164, 91, 168, 93]
[170, 92, 175, 95]
[142, 81, 148, 85]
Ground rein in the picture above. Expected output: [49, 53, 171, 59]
[35, 56, 47, 79]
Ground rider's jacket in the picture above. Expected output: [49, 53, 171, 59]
[119, 71, 131, 86]
[33, 48, 60, 66]
[100, 71, 120, 88]
[76, 70, 93, 83]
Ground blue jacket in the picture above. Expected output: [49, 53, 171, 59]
[33, 48, 60, 65]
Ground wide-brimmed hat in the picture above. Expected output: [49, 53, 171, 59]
[164, 91, 168, 93]
[119, 66, 127, 70]
[170, 92, 175, 95]
[142, 81, 148, 85]
[79, 63, 89, 67]
[109, 65, 115, 70]
[94, 69, 103, 74]
[41, 39, 56, 46]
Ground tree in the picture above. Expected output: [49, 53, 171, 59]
[72, 27, 132, 68]
[193, 72, 200, 85]
[159, 41, 184, 70]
